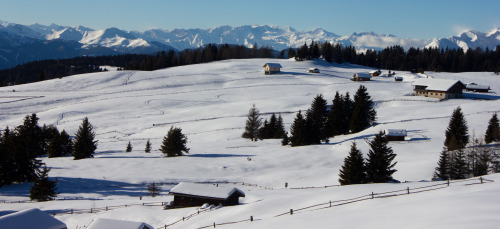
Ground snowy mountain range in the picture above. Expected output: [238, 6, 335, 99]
[1, 20, 500, 69]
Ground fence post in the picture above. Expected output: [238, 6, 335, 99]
[285, 182, 288, 188]
[90, 208, 93, 213]
[183, 217, 185, 221]
[290, 209, 293, 215]
[70, 209, 73, 214]
[106, 206, 108, 211]
[329, 201, 332, 207]
[407, 187, 410, 195]
[480, 177, 483, 184]
[250, 216, 253, 222]
[371, 192, 374, 199]
[214, 222, 216, 228]
[165, 225, 167, 229]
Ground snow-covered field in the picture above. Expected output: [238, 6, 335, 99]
[1, 58, 499, 228]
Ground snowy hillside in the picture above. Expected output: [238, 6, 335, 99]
[0, 59, 499, 228]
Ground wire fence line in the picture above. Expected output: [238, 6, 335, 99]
[190, 177, 493, 229]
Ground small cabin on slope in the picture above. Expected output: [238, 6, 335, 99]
[384, 129, 407, 141]
[369, 70, 381, 76]
[263, 63, 282, 75]
[0, 208, 67, 229]
[352, 73, 372, 81]
[88, 218, 153, 229]
[169, 182, 245, 207]
[465, 83, 491, 93]
[412, 78, 465, 99]
[308, 68, 320, 73]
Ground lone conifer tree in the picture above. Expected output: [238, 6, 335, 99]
[308, 94, 328, 142]
[30, 166, 57, 201]
[126, 141, 133, 152]
[444, 107, 469, 151]
[147, 182, 161, 197]
[338, 142, 366, 185]
[73, 117, 98, 160]
[145, 139, 152, 153]
[242, 104, 262, 141]
[366, 131, 397, 183]
[350, 85, 376, 133]
[160, 126, 189, 157]
[485, 113, 500, 144]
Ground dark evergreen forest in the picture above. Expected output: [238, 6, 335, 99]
[1, 42, 499, 87]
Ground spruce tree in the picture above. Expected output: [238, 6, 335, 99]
[73, 117, 98, 160]
[485, 113, 500, 144]
[47, 131, 63, 158]
[281, 132, 290, 146]
[275, 114, 286, 139]
[450, 150, 468, 179]
[350, 85, 376, 133]
[0, 127, 16, 186]
[14, 114, 43, 182]
[433, 150, 450, 181]
[160, 126, 189, 157]
[308, 94, 328, 142]
[126, 141, 133, 153]
[242, 104, 263, 142]
[147, 182, 161, 197]
[342, 92, 354, 134]
[366, 131, 397, 183]
[145, 139, 152, 153]
[338, 142, 366, 185]
[326, 91, 343, 137]
[444, 107, 469, 151]
[304, 109, 321, 145]
[289, 111, 306, 147]
[30, 166, 57, 201]
[59, 130, 73, 156]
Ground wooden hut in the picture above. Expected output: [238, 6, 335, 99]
[308, 68, 320, 73]
[263, 63, 282, 75]
[465, 83, 491, 93]
[352, 73, 372, 81]
[369, 70, 381, 76]
[169, 182, 245, 207]
[394, 76, 403, 81]
[384, 129, 407, 141]
[0, 208, 67, 229]
[413, 78, 465, 99]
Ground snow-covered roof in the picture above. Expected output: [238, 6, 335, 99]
[466, 84, 490, 90]
[88, 218, 153, 229]
[263, 63, 282, 68]
[355, 73, 372, 78]
[169, 182, 245, 199]
[385, 129, 407, 136]
[412, 78, 464, 91]
[0, 208, 67, 229]
[369, 70, 380, 74]
[309, 68, 318, 70]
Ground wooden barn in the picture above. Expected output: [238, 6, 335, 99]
[263, 63, 282, 75]
[169, 182, 245, 207]
[465, 83, 491, 93]
[394, 76, 403, 81]
[308, 68, 320, 73]
[369, 70, 381, 76]
[352, 73, 372, 81]
[413, 78, 465, 99]
[384, 129, 407, 141]
[0, 208, 67, 229]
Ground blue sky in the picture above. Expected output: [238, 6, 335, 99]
[1, 0, 499, 39]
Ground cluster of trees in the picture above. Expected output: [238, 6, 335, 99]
[338, 132, 398, 185]
[290, 42, 500, 73]
[434, 108, 500, 181]
[287, 85, 376, 147]
[0, 114, 98, 201]
[241, 105, 286, 142]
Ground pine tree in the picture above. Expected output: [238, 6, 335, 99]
[350, 85, 376, 133]
[338, 142, 367, 185]
[450, 150, 468, 179]
[433, 150, 450, 181]
[13, 114, 44, 182]
[59, 130, 73, 156]
[147, 182, 161, 197]
[289, 111, 306, 147]
[126, 141, 133, 153]
[308, 94, 328, 142]
[342, 92, 354, 134]
[326, 91, 343, 137]
[160, 126, 189, 157]
[444, 107, 469, 151]
[485, 113, 500, 143]
[73, 117, 98, 160]
[47, 131, 63, 158]
[242, 104, 262, 141]
[304, 109, 321, 145]
[275, 114, 286, 139]
[30, 166, 57, 201]
[0, 127, 16, 186]
[281, 132, 290, 146]
[145, 139, 152, 153]
[366, 131, 397, 183]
